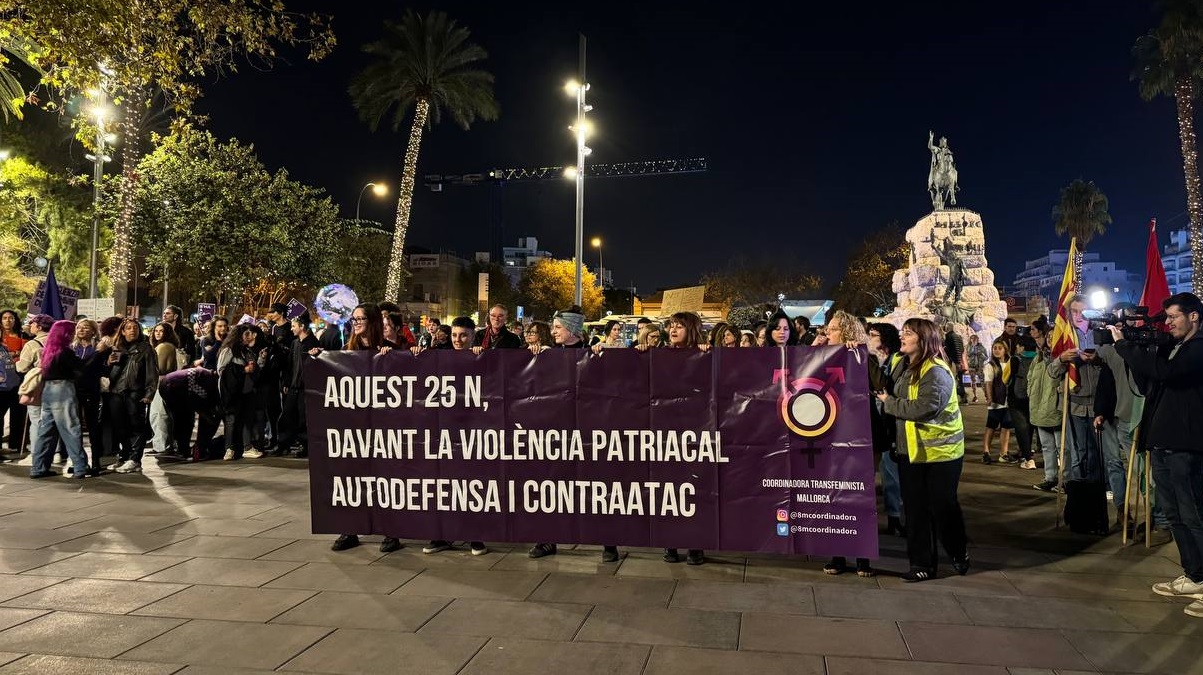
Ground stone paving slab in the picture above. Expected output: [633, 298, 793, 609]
[1063, 629, 1203, 674]
[139, 556, 303, 587]
[899, 622, 1094, 670]
[576, 605, 741, 649]
[0, 574, 65, 603]
[669, 579, 816, 614]
[118, 619, 333, 670]
[392, 569, 546, 601]
[0, 612, 185, 658]
[825, 656, 1010, 675]
[271, 590, 449, 631]
[645, 645, 825, 674]
[18, 551, 191, 580]
[739, 612, 910, 658]
[462, 637, 648, 675]
[0, 550, 77, 574]
[418, 598, 592, 641]
[0, 654, 182, 674]
[814, 585, 970, 623]
[527, 572, 675, 607]
[132, 584, 317, 622]
[0, 609, 47, 633]
[264, 561, 419, 594]
[279, 628, 485, 675]
[1, 578, 189, 614]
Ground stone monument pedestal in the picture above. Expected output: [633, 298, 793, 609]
[885, 209, 1008, 348]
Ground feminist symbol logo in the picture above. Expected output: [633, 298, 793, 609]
[773, 367, 845, 438]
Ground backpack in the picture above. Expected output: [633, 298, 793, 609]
[0, 345, 18, 392]
[17, 365, 43, 406]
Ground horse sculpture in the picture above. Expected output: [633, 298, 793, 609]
[927, 131, 958, 210]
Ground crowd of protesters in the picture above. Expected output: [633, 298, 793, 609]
[11, 292, 1203, 591]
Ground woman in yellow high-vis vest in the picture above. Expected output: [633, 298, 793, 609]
[877, 318, 969, 582]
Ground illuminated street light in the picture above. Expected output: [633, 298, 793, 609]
[592, 237, 604, 289]
[87, 67, 113, 299]
[356, 181, 389, 221]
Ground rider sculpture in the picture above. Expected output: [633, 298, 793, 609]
[927, 130, 959, 210]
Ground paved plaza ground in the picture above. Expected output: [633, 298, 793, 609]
[0, 403, 1199, 674]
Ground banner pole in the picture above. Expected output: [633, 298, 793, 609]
[1055, 379, 1069, 528]
[1122, 426, 1138, 546]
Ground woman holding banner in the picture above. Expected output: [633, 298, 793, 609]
[877, 318, 969, 582]
[814, 311, 878, 577]
[661, 311, 709, 566]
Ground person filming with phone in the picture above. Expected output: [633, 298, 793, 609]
[1109, 292, 1203, 618]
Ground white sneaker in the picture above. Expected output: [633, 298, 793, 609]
[1153, 575, 1203, 599]
[114, 460, 141, 474]
[107, 461, 123, 471]
[1021, 459, 1037, 470]
[1186, 599, 1203, 618]
[243, 449, 264, 459]
[222, 449, 235, 461]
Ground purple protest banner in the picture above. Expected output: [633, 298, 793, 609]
[305, 346, 878, 557]
[285, 297, 307, 320]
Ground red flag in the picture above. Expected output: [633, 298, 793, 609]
[1050, 238, 1081, 390]
[1139, 218, 1171, 330]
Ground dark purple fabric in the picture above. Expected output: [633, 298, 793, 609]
[306, 346, 879, 557]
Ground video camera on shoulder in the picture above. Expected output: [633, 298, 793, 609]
[1091, 306, 1172, 348]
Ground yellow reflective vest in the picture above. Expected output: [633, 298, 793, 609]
[903, 357, 965, 463]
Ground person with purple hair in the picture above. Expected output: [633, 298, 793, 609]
[29, 321, 90, 479]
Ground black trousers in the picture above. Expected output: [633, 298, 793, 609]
[77, 391, 103, 468]
[898, 456, 968, 572]
[111, 392, 150, 464]
[100, 392, 125, 461]
[277, 388, 307, 451]
[1, 389, 24, 450]
[1009, 402, 1033, 460]
[256, 382, 281, 445]
[165, 396, 220, 459]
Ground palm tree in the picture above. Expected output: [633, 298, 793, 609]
[1052, 179, 1112, 292]
[349, 10, 499, 301]
[1134, 0, 1203, 293]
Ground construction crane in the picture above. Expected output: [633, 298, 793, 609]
[423, 157, 708, 263]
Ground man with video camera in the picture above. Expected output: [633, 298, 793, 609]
[1109, 292, 1203, 617]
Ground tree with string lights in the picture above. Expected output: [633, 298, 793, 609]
[0, 1, 334, 306]
[1134, 1, 1203, 293]
[349, 10, 499, 302]
[1051, 179, 1112, 293]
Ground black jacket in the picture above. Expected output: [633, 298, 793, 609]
[287, 334, 320, 389]
[111, 340, 159, 400]
[1093, 362, 1116, 421]
[1117, 334, 1203, 452]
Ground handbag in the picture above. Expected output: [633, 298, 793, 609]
[17, 365, 43, 406]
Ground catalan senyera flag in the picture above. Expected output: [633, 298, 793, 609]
[1049, 237, 1081, 390]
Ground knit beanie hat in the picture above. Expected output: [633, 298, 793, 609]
[553, 307, 585, 337]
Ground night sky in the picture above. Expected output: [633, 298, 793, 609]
[198, 1, 1180, 297]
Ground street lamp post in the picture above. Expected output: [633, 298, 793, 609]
[356, 182, 388, 222]
[591, 236, 603, 289]
[85, 90, 112, 299]
[566, 35, 590, 307]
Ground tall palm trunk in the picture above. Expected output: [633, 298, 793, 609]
[108, 88, 146, 307]
[384, 97, 430, 301]
[1175, 75, 1203, 292]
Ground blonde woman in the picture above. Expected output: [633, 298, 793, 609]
[636, 323, 664, 350]
[148, 322, 180, 456]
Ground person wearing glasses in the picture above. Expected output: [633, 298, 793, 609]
[524, 321, 552, 354]
[474, 304, 522, 352]
[1112, 293, 1203, 617]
